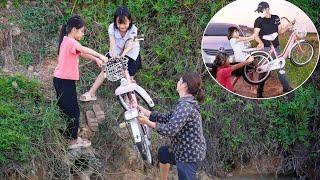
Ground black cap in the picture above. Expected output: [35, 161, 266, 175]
[255, 1, 269, 13]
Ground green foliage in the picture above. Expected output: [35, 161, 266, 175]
[203, 84, 320, 173]
[1, 0, 319, 178]
[10, 2, 66, 62]
[278, 34, 318, 87]
[18, 52, 33, 67]
[263, 86, 319, 149]
[0, 0, 7, 7]
[288, 0, 320, 25]
[0, 74, 65, 165]
[1, 0, 19, 8]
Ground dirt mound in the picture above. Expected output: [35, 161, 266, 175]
[234, 72, 292, 98]
[37, 58, 57, 97]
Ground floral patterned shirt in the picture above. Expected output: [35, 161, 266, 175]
[150, 96, 206, 162]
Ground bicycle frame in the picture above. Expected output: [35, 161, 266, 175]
[116, 66, 139, 108]
[114, 36, 154, 143]
[116, 61, 154, 163]
[270, 32, 299, 60]
[256, 18, 306, 73]
[114, 61, 150, 143]
[101, 35, 154, 164]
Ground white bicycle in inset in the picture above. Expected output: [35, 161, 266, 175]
[101, 35, 154, 164]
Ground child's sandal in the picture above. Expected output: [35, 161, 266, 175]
[80, 92, 97, 102]
[68, 137, 91, 149]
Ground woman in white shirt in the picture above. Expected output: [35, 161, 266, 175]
[227, 27, 256, 92]
[80, 6, 142, 101]
[228, 27, 254, 62]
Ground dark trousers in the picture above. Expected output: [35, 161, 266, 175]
[158, 146, 199, 180]
[257, 46, 291, 96]
[53, 77, 80, 140]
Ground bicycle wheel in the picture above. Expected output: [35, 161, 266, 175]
[290, 40, 314, 66]
[242, 52, 271, 85]
[118, 91, 153, 164]
[136, 124, 153, 164]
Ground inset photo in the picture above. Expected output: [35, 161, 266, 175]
[202, 0, 319, 99]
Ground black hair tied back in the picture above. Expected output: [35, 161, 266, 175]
[58, 15, 85, 54]
[182, 72, 205, 102]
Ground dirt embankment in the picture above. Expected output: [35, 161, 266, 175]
[0, 9, 295, 179]
[233, 72, 290, 98]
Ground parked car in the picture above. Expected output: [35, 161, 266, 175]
[202, 23, 245, 70]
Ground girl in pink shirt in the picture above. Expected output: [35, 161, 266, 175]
[211, 52, 253, 92]
[53, 15, 107, 149]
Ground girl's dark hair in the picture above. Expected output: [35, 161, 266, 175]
[58, 15, 85, 54]
[211, 52, 229, 78]
[182, 72, 205, 102]
[113, 6, 133, 30]
[227, 26, 238, 40]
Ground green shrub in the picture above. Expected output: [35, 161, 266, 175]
[1, 0, 319, 178]
[263, 86, 319, 149]
[18, 52, 33, 67]
[0, 74, 65, 165]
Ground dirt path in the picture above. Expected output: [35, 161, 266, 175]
[234, 72, 293, 98]
[36, 58, 57, 97]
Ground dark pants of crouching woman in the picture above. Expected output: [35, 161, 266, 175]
[158, 146, 199, 180]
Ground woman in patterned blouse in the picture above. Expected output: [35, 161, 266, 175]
[138, 72, 206, 180]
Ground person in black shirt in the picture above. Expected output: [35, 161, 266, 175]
[253, 1, 295, 98]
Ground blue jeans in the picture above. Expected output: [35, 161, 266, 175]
[176, 162, 198, 180]
[158, 146, 199, 180]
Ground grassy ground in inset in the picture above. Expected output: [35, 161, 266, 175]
[279, 33, 319, 88]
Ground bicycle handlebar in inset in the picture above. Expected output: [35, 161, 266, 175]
[281, 17, 296, 25]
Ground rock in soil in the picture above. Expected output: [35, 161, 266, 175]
[11, 26, 21, 36]
[60, 147, 101, 180]
[93, 103, 105, 123]
[86, 110, 99, 132]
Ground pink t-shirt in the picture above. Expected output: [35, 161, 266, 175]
[54, 36, 81, 80]
[216, 66, 233, 91]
